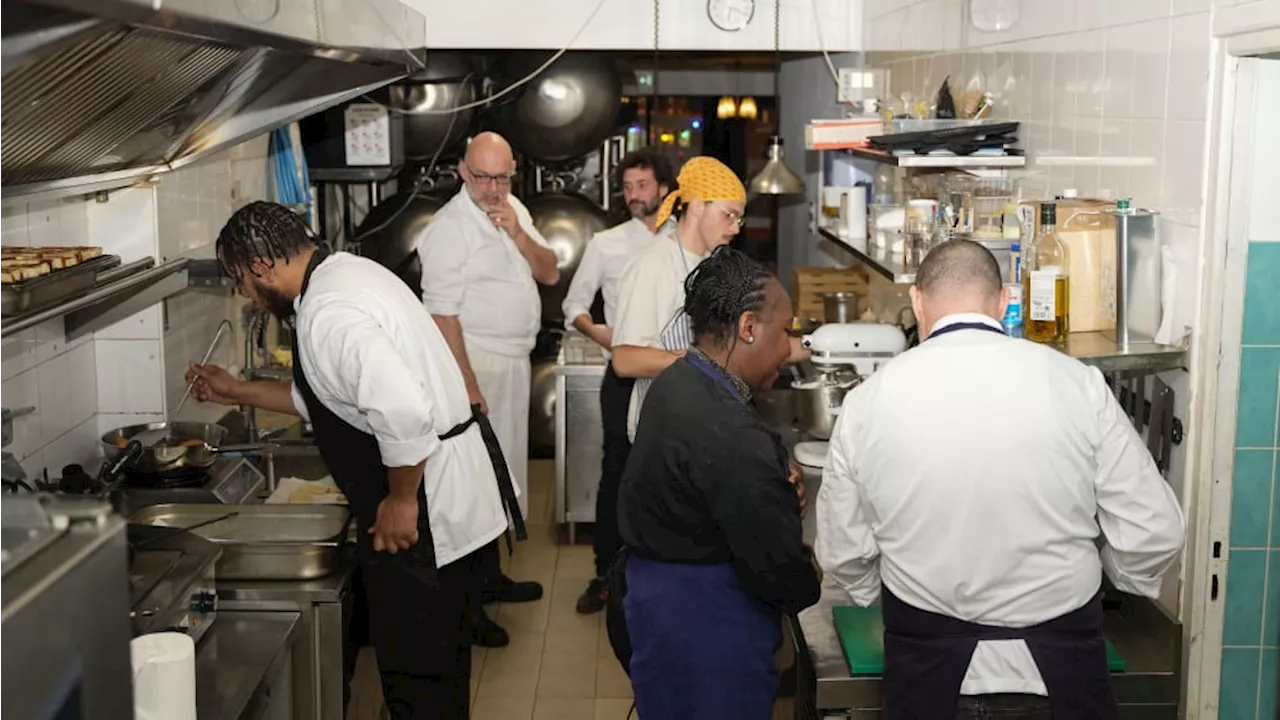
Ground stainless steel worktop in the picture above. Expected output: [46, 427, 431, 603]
[791, 580, 1181, 719]
[196, 610, 302, 720]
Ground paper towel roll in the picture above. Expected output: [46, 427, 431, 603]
[131, 632, 197, 720]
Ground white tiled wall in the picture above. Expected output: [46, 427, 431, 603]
[156, 136, 271, 423]
[863, 0, 1214, 340]
[1, 135, 273, 481]
[2, 198, 101, 479]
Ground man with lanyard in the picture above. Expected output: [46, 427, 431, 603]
[186, 202, 527, 717]
[417, 131, 558, 647]
[816, 239, 1185, 719]
[610, 156, 748, 442]
[560, 147, 674, 614]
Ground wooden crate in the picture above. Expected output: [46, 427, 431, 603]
[792, 266, 869, 320]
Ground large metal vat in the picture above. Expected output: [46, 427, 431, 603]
[491, 53, 623, 164]
[356, 191, 446, 294]
[389, 53, 478, 162]
[527, 192, 609, 328]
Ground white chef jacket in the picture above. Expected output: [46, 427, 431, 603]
[290, 252, 508, 567]
[561, 218, 658, 332]
[610, 232, 707, 438]
[816, 313, 1185, 696]
[416, 189, 553, 358]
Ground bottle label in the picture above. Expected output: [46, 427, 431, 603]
[1029, 268, 1059, 322]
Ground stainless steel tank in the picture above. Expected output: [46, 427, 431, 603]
[389, 53, 478, 162]
[355, 191, 446, 294]
[526, 192, 609, 328]
[491, 53, 623, 164]
[528, 357, 558, 455]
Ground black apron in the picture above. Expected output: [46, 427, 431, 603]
[881, 319, 1119, 719]
[289, 245, 527, 587]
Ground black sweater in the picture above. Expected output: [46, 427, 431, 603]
[617, 358, 821, 616]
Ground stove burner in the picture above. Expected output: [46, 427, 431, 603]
[123, 469, 209, 489]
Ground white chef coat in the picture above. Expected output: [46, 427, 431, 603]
[610, 232, 707, 439]
[289, 251, 509, 567]
[815, 312, 1185, 696]
[416, 189, 553, 358]
[561, 218, 658, 332]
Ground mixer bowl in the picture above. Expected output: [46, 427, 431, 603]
[791, 373, 860, 440]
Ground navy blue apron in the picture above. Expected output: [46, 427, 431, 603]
[880, 319, 1119, 719]
[620, 354, 781, 720]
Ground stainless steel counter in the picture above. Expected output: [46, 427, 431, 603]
[555, 334, 608, 541]
[197, 610, 302, 720]
[790, 581, 1181, 719]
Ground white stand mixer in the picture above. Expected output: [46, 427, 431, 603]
[801, 322, 909, 376]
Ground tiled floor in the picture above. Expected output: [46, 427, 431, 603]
[348, 459, 797, 720]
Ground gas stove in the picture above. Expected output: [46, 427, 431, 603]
[113, 457, 264, 515]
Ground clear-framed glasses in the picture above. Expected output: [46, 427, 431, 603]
[717, 205, 746, 228]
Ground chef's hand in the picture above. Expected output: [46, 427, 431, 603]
[486, 203, 522, 239]
[186, 363, 244, 406]
[788, 460, 808, 519]
[370, 496, 419, 554]
[466, 379, 488, 415]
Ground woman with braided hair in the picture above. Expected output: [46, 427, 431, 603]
[611, 245, 822, 719]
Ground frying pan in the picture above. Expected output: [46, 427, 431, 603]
[100, 422, 262, 476]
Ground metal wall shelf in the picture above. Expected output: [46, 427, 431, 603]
[839, 146, 1027, 168]
[814, 229, 1187, 374]
[1, 258, 190, 339]
[818, 227, 918, 284]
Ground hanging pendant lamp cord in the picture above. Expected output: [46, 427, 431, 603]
[651, 0, 660, 145]
[773, 0, 782, 135]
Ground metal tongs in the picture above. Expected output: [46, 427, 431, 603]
[172, 318, 234, 419]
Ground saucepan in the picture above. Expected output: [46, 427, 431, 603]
[100, 422, 263, 476]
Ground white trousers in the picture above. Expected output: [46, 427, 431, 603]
[468, 345, 530, 520]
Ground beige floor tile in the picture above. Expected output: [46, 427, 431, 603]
[472, 695, 534, 720]
[495, 594, 552, 633]
[476, 632, 544, 698]
[594, 657, 633, 699]
[543, 623, 599, 656]
[594, 699, 637, 720]
[533, 697, 596, 720]
[554, 544, 597, 580]
[536, 649, 599, 698]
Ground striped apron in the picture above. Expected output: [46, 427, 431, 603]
[628, 244, 697, 439]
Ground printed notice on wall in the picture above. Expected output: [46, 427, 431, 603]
[343, 103, 391, 166]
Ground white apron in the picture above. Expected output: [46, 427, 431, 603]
[468, 344, 531, 520]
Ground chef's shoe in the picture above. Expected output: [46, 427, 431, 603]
[467, 608, 510, 648]
[575, 577, 609, 614]
[482, 574, 544, 604]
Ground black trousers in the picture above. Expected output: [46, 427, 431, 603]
[362, 547, 483, 719]
[594, 361, 635, 577]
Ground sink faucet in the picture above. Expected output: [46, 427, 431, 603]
[241, 305, 270, 441]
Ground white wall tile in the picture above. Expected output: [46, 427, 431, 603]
[66, 341, 97, 428]
[1247, 59, 1280, 242]
[37, 351, 72, 444]
[2, 330, 38, 382]
[96, 340, 164, 414]
[1, 370, 42, 460]
[97, 413, 166, 437]
[1165, 13, 1213, 121]
[94, 306, 163, 341]
[41, 417, 102, 478]
[1129, 19, 1172, 121]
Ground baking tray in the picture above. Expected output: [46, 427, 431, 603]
[0, 254, 122, 317]
[129, 503, 352, 580]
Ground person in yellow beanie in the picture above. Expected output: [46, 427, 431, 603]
[609, 155, 749, 441]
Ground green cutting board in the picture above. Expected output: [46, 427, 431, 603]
[832, 605, 1128, 676]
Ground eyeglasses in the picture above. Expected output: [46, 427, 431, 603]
[464, 163, 515, 187]
[716, 205, 746, 228]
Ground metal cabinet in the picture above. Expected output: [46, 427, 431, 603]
[554, 338, 607, 543]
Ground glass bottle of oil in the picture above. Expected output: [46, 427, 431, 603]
[1023, 202, 1070, 344]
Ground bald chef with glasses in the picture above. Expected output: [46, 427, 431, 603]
[417, 131, 560, 648]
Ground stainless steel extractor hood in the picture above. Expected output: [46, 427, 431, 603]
[1, 0, 427, 201]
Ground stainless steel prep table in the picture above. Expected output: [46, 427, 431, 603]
[554, 334, 608, 542]
[215, 550, 359, 720]
[197, 610, 302, 720]
[790, 580, 1182, 719]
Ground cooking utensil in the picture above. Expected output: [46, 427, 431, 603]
[172, 319, 233, 419]
[822, 292, 862, 324]
[791, 371, 860, 439]
[129, 504, 352, 580]
[101, 422, 231, 476]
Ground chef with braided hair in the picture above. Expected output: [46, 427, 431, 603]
[613, 245, 821, 720]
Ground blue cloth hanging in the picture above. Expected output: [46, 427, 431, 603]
[269, 125, 312, 225]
